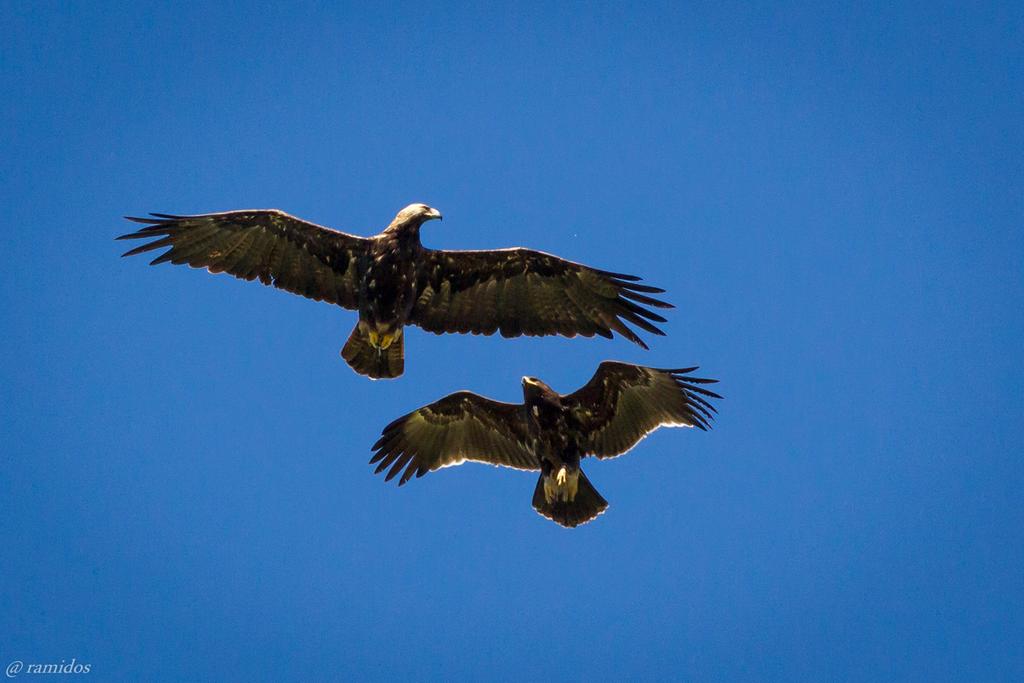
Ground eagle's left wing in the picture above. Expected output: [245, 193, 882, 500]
[565, 362, 721, 459]
[370, 391, 539, 485]
[409, 248, 672, 349]
[117, 210, 368, 309]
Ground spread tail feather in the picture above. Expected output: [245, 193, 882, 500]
[341, 325, 404, 379]
[532, 469, 608, 528]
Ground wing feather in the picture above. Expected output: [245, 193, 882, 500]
[370, 392, 539, 485]
[409, 248, 671, 348]
[117, 210, 368, 309]
[567, 362, 722, 459]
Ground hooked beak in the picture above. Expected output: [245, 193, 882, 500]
[427, 207, 442, 221]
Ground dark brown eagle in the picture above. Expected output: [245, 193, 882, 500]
[369, 362, 721, 527]
[117, 204, 672, 379]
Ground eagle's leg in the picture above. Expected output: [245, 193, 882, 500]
[342, 322, 405, 379]
[378, 328, 401, 350]
[367, 326, 401, 351]
[543, 465, 580, 504]
[564, 467, 579, 500]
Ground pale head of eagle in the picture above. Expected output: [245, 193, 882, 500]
[388, 203, 442, 231]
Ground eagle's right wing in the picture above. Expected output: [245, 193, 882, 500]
[566, 362, 721, 459]
[370, 392, 539, 485]
[117, 210, 368, 309]
[409, 247, 672, 348]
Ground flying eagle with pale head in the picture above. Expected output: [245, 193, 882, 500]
[117, 204, 672, 379]
[369, 362, 721, 527]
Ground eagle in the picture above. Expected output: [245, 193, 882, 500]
[369, 362, 721, 527]
[117, 204, 672, 379]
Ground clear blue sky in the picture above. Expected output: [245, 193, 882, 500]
[2, 2, 1021, 680]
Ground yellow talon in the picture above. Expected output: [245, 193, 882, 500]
[367, 329, 401, 350]
[556, 466, 567, 486]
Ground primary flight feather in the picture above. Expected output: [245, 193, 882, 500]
[117, 204, 673, 379]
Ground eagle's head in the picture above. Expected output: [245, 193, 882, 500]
[522, 376, 559, 403]
[389, 203, 443, 231]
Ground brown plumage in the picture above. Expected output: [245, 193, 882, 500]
[370, 362, 721, 527]
[117, 203, 673, 379]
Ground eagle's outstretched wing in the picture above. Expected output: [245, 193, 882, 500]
[566, 362, 721, 459]
[370, 391, 538, 485]
[409, 248, 672, 348]
[117, 210, 368, 309]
